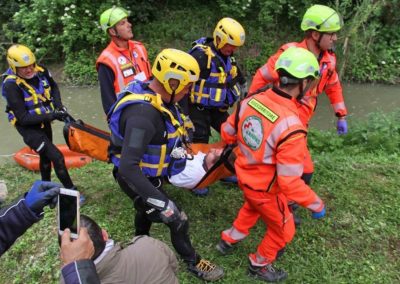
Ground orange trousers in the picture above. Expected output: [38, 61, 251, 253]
[222, 187, 296, 262]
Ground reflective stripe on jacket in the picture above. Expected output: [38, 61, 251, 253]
[1, 67, 55, 125]
[248, 40, 347, 125]
[221, 88, 323, 210]
[189, 37, 240, 108]
[96, 40, 151, 94]
[108, 81, 187, 177]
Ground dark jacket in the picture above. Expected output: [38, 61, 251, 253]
[62, 260, 100, 284]
[0, 196, 41, 256]
[0, 197, 100, 284]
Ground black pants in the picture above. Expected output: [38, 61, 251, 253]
[16, 123, 74, 188]
[115, 170, 198, 263]
[188, 104, 229, 143]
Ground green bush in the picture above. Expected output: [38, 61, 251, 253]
[2, 0, 400, 84]
[309, 110, 400, 154]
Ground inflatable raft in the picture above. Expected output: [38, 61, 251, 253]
[14, 144, 92, 171]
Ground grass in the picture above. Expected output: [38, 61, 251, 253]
[0, 139, 399, 283]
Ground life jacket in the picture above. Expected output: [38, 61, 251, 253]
[189, 37, 240, 108]
[96, 40, 151, 94]
[1, 66, 55, 125]
[108, 80, 189, 177]
[223, 88, 307, 193]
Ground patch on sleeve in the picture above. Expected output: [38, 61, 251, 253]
[128, 128, 146, 149]
[248, 98, 279, 123]
[241, 116, 263, 150]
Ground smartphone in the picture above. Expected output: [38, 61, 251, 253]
[58, 188, 80, 239]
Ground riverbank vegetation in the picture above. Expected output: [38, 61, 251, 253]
[1, 0, 399, 85]
[0, 110, 399, 283]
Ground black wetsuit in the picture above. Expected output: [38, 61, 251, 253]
[2, 68, 74, 188]
[113, 101, 198, 264]
[179, 40, 246, 143]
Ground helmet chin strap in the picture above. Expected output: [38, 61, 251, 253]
[297, 79, 313, 103]
[317, 33, 323, 49]
[297, 82, 305, 102]
[168, 90, 176, 105]
[111, 27, 121, 39]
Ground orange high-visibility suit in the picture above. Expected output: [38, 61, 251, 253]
[248, 40, 347, 174]
[220, 87, 324, 263]
[96, 40, 151, 94]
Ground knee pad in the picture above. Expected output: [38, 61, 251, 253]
[168, 211, 188, 233]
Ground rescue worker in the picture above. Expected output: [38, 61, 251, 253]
[97, 7, 151, 115]
[180, 17, 246, 191]
[108, 48, 224, 282]
[2, 44, 75, 190]
[248, 4, 348, 185]
[180, 17, 246, 144]
[216, 47, 326, 282]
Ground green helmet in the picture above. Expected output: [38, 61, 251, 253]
[275, 47, 319, 80]
[100, 7, 129, 33]
[301, 5, 342, 32]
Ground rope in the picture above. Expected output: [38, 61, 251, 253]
[0, 154, 15, 157]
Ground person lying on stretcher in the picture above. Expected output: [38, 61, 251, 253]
[168, 146, 236, 190]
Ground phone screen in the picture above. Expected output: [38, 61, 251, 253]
[59, 193, 78, 235]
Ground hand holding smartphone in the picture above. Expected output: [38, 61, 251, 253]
[58, 188, 80, 239]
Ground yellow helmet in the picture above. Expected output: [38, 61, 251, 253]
[6, 44, 36, 74]
[213, 17, 245, 49]
[152, 48, 200, 95]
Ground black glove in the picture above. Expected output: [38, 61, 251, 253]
[58, 106, 68, 113]
[25, 180, 61, 214]
[52, 109, 69, 121]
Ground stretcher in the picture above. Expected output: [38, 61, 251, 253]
[63, 115, 110, 162]
[63, 114, 237, 188]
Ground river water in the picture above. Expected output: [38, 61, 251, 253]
[0, 83, 399, 162]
